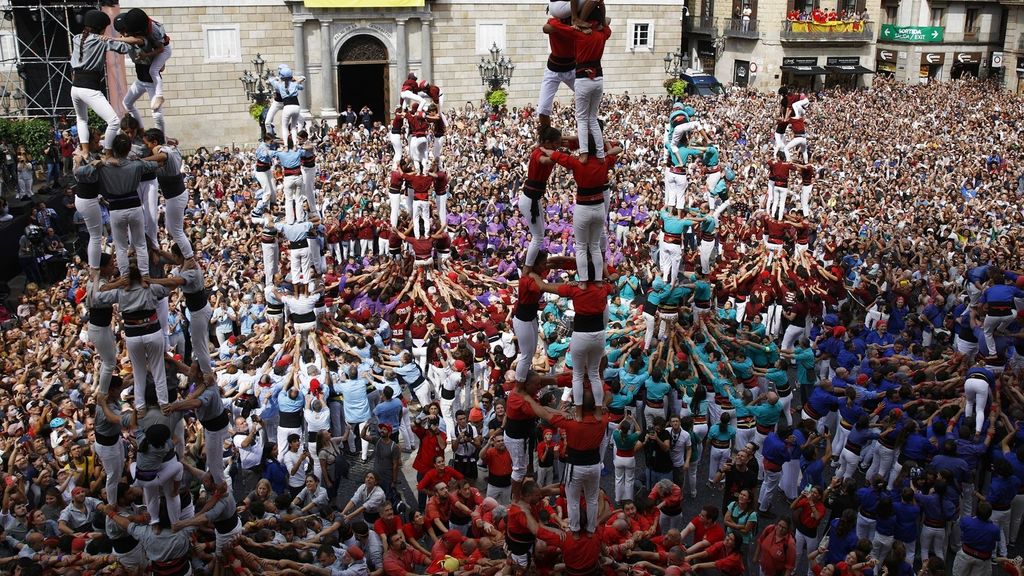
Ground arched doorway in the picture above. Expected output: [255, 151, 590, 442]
[338, 35, 390, 126]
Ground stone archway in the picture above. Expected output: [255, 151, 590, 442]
[337, 35, 390, 125]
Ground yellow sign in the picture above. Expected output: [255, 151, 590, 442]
[303, 0, 424, 6]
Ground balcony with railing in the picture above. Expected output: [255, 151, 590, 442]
[687, 15, 718, 36]
[724, 18, 759, 39]
[780, 19, 874, 43]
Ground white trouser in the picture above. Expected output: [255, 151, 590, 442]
[993, 507, 1010, 557]
[772, 186, 789, 220]
[800, 185, 813, 216]
[871, 534, 895, 570]
[164, 192, 192, 258]
[148, 45, 172, 99]
[855, 513, 876, 541]
[660, 241, 682, 281]
[549, 0, 572, 19]
[137, 179, 159, 243]
[573, 203, 606, 281]
[301, 166, 318, 217]
[432, 135, 444, 163]
[574, 77, 604, 159]
[189, 304, 212, 374]
[794, 530, 819, 576]
[919, 524, 946, 562]
[504, 434, 529, 482]
[94, 439, 125, 505]
[664, 169, 689, 209]
[764, 303, 783, 338]
[75, 195, 104, 268]
[412, 199, 431, 237]
[485, 484, 512, 506]
[964, 377, 990, 434]
[88, 323, 118, 394]
[389, 133, 403, 167]
[518, 193, 546, 267]
[290, 245, 312, 284]
[389, 192, 404, 228]
[837, 447, 861, 480]
[204, 424, 230, 485]
[400, 90, 424, 108]
[781, 459, 801, 500]
[565, 462, 601, 533]
[1011, 493, 1024, 549]
[866, 444, 896, 485]
[952, 549, 990, 576]
[72, 87, 120, 150]
[261, 242, 279, 287]
[792, 98, 809, 118]
[831, 423, 851, 459]
[109, 207, 149, 275]
[699, 239, 716, 274]
[439, 395, 457, 442]
[537, 67, 576, 116]
[214, 519, 243, 555]
[265, 100, 283, 136]
[705, 170, 722, 198]
[785, 137, 808, 162]
[513, 317, 538, 383]
[135, 458, 182, 524]
[127, 329, 167, 409]
[658, 312, 678, 341]
[612, 454, 635, 503]
[570, 330, 605, 407]
[309, 238, 325, 274]
[735, 299, 747, 323]
[282, 104, 301, 145]
[436, 194, 448, 228]
[708, 446, 731, 482]
[123, 80, 164, 133]
[643, 312, 657, 349]
[253, 170, 275, 214]
[409, 136, 428, 172]
[983, 313, 1013, 356]
[282, 174, 304, 223]
[782, 324, 804, 351]
[758, 468, 782, 512]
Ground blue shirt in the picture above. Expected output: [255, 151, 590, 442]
[960, 516, 1001, 554]
[373, 398, 403, 429]
[822, 518, 858, 565]
[761, 433, 791, 465]
[271, 149, 305, 169]
[892, 501, 920, 542]
[277, 388, 304, 414]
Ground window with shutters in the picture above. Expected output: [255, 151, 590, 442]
[930, 8, 944, 27]
[204, 26, 241, 63]
[964, 8, 978, 39]
[476, 23, 506, 55]
[630, 22, 653, 51]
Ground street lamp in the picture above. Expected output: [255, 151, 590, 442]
[239, 53, 273, 138]
[477, 42, 515, 91]
[664, 5, 691, 78]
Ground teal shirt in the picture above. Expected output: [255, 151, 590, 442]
[707, 424, 736, 444]
[547, 339, 569, 359]
[613, 430, 642, 451]
[746, 343, 770, 367]
[645, 378, 672, 402]
[748, 401, 783, 426]
[694, 280, 712, 302]
[794, 347, 816, 385]
[765, 368, 789, 391]
[749, 322, 767, 337]
[609, 302, 630, 324]
[542, 320, 559, 341]
[620, 371, 648, 400]
[702, 146, 720, 168]
[717, 307, 737, 322]
[661, 209, 696, 235]
[617, 275, 639, 300]
[730, 358, 754, 380]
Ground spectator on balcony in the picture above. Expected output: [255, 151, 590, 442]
[827, 9, 838, 21]
[812, 7, 826, 23]
[787, 10, 799, 20]
[741, 5, 752, 31]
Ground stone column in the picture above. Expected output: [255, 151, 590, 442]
[293, 21, 309, 117]
[394, 18, 408, 111]
[420, 17, 433, 81]
[320, 19, 338, 121]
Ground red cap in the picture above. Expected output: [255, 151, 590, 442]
[876, 320, 887, 328]
[453, 360, 466, 372]
[228, 335, 237, 344]
[856, 374, 869, 385]
[275, 354, 292, 368]
[309, 379, 321, 395]
[890, 408, 903, 418]
[72, 486, 87, 496]
[833, 326, 846, 337]
[346, 545, 364, 561]
[448, 272, 458, 282]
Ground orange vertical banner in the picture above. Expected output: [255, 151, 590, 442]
[102, 4, 126, 117]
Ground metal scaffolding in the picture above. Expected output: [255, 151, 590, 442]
[0, 0, 98, 120]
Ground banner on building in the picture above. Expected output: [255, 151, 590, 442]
[303, 0, 424, 7]
[879, 24, 944, 43]
[789, 21, 865, 34]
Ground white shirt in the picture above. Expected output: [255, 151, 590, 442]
[668, 427, 691, 468]
[281, 448, 308, 488]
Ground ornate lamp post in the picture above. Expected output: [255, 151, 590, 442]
[664, 5, 691, 78]
[477, 42, 515, 91]
[239, 53, 273, 138]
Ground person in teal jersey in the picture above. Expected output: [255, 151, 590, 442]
[617, 271, 640, 307]
[702, 145, 722, 199]
[541, 312, 560, 341]
[542, 299, 562, 321]
[706, 411, 736, 485]
[644, 361, 673, 429]
[696, 213, 718, 275]
[671, 362, 700, 418]
[643, 277, 673, 350]
[744, 314, 768, 337]
[724, 384, 757, 452]
[655, 281, 690, 347]
[608, 294, 630, 325]
[729, 349, 755, 387]
[619, 357, 650, 420]
[546, 335, 569, 369]
[781, 338, 816, 406]
[760, 359, 795, 426]
[611, 415, 643, 504]
[717, 299, 737, 323]
[659, 208, 704, 282]
[709, 165, 735, 214]
[679, 273, 714, 314]
[693, 353, 736, 428]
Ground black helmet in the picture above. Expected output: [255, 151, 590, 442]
[83, 9, 110, 31]
[112, 13, 127, 33]
[123, 8, 149, 35]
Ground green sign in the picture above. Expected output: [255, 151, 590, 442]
[880, 24, 944, 43]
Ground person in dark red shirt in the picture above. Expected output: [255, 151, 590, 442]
[405, 103, 430, 174]
[684, 531, 744, 576]
[425, 106, 446, 168]
[557, 278, 616, 417]
[400, 168, 437, 239]
[400, 72, 422, 108]
[388, 106, 405, 170]
[767, 150, 794, 220]
[504, 371, 546, 500]
[388, 160, 412, 228]
[519, 127, 562, 268]
[431, 161, 450, 226]
[479, 434, 514, 504]
[537, 18, 576, 130]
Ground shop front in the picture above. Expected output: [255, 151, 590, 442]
[734, 60, 751, 87]
[875, 48, 897, 78]
[824, 56, 873, 89]
[951, 51, 981, 79]
[780, 56, 826, 90]
[920, 52, 944, 83]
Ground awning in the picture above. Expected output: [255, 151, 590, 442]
[781, 65, 828, 75]
[825, 65, 875, 74]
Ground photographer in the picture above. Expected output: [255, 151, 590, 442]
[643, 416, 673, 488]
[451, 409, 481, 479]
[233, 414, 264, 498]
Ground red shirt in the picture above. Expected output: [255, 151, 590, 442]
[769, 161, 793, 186]
[517, 274, 542, 307]
[705, 541, 744, 576]
[434, 171, 449, 195]
[689, 516, 725, 546]
[545, 17, 575, 70]
[481, 446, 513, 477]
[557, 282, 613, 316]
[384, 547, 428, 576]
[388, 170, 406, 192]
[506, 390, 537, 422]
[549, 412, 606, 463]
[507, 503, 534, 540]
[550, 151, 615, 201]
[390, 114, 404, 133]
[407, 236, 433, 259]
[434, 309, 459, 334]
[417, 466, 464, 491]
[790, 116, 806, 134]
[407, 112, 428, 137]
[563, 531, 601, 572]
[800, 164, 814, 185]
[402, 173, 434, 201]
[527, 147, 556, 187]
[765, 219, 789, 243]
[374, 515, 404, 539]
[412, 425, 447, 473]
[426, 493, 456, 525]
[549, 20, 611, 71]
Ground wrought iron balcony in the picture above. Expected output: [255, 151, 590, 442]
[724, 18, 759, 39]
[780, 19, 874, 43]
[687, 15, 718, 36]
